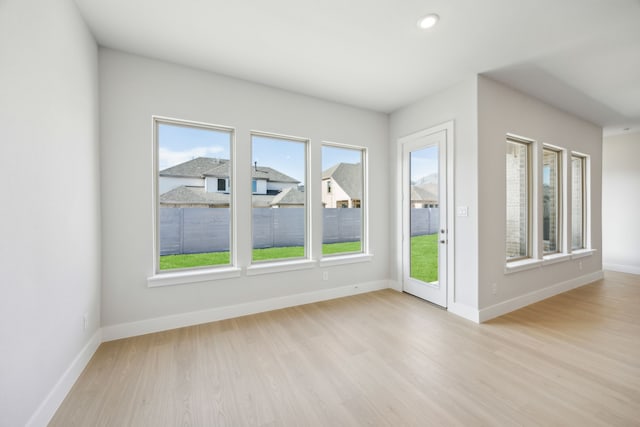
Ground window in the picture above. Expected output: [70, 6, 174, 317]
[572, 155, 586, 250]
[506, 138, 531, 260]
[322, 144, 365, 256]
[251, 133, 307, 262]
[155, 118, 233, 272]
[543, 147, 561, 254]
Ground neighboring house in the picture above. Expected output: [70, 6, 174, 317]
[322, 162, 362, 208]
[269, 187, 305, 208]
[159, 186, 230, 208]
[250, 163, 300, 195]
[159, 157, 300, 207]
[159, 157, 228, 194]
[411, 183, 438, 208]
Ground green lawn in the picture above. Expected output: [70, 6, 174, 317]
[160, 241, 363, 270]
[322, 241, 361, 255]
[410, 234, 438, 283]
[160, 237, 437, 281]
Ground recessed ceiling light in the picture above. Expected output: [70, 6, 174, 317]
[417, 14, 439, 30]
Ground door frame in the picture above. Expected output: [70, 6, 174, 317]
[397, 121, 455, 308]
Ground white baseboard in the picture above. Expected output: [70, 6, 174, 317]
[26, 329, 102, 427]
[604, 263, 640, 275]
[479, 270, 604, 322]
[388, 280, 402, 292]
[102, 280, 390, 342]
[448, 302, 480, 323]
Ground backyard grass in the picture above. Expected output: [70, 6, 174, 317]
[160, 237, 437, 282]
[410, 234, 438, 283]
[322, 241, 361, 255]
[160, 251, 230, 270]
[160, 241, 363, 270]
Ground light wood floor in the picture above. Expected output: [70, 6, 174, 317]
[51, 271, 640, 426]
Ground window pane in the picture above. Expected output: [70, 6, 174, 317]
[506, 140, 529, 259]
[543, 148, 560, 253]
[322, 145, 364, 255]
[572, 156, 585, 249]
[157, 121, 232, 271]
[252, 135, 306, 262]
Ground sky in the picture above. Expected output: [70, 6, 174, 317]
[159, 123, 362, 183]
[158, 123, 230, 170]
[410, 145, 438, 183]
[252, 135, 306, 182]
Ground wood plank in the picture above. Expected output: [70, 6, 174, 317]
[51, 271, 640, 426]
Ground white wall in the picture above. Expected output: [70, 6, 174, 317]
[99, 49, 389, 328]
[205, 176, 228, 193]
[603, 131, 640, 274]
[0, 0, 101, 426]
[322, 179, 351, 208]
[267, 181, 297, 192]
[159, 176, 203, 194]
[389, 78, 479, 313]
[477, 76, 602, 311]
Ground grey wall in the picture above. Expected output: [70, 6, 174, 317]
[99, 49, 389, 328]
[477, 75, 602, 309]
[389, 78, 479, 310]
[0, 0, 101, 425]
[602, 131, 640, 274]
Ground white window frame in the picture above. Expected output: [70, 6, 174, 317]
[504, 136, 595, 274]
[319, 142, 370, 262]
[505, 135, 533, 262]
[542, 145, 562, 255]
[247, 131, 312, 273]
[570, 152, 590, 252]
[148, 116, 240, 287]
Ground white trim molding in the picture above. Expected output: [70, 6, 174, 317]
[319, 253, 373, 266]
[448, 302, 480, 323]
[479, 270, 604, 322]
[604, 263, 640, 275]
[26, 330, 102, 427]
[102, 280, 389, 341]
[148, 267, 242, 287]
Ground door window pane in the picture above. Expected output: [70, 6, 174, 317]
[410, 145, 439, 283]
[321, 145, 364, 256]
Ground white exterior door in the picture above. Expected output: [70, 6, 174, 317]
[401, 126, 449, 307]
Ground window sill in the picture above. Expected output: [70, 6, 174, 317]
[505, 258, 543, 274]
[542, 253, 572, 266]
[571, 248, 596, 259]
[147, 266, 242, 288]
[246, 259, 316, 276]
[320, 253, 373, 267]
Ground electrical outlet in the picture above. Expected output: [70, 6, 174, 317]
[322, 271, 329, 281]
[491, 283, 498, 295]
[82, 313, 88, 330]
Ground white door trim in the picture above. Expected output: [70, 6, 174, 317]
[397, 121, 455, 308]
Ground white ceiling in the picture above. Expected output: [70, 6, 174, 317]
[75, 0, 640, 135]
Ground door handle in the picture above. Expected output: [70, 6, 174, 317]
[440, 240, 446, 244]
